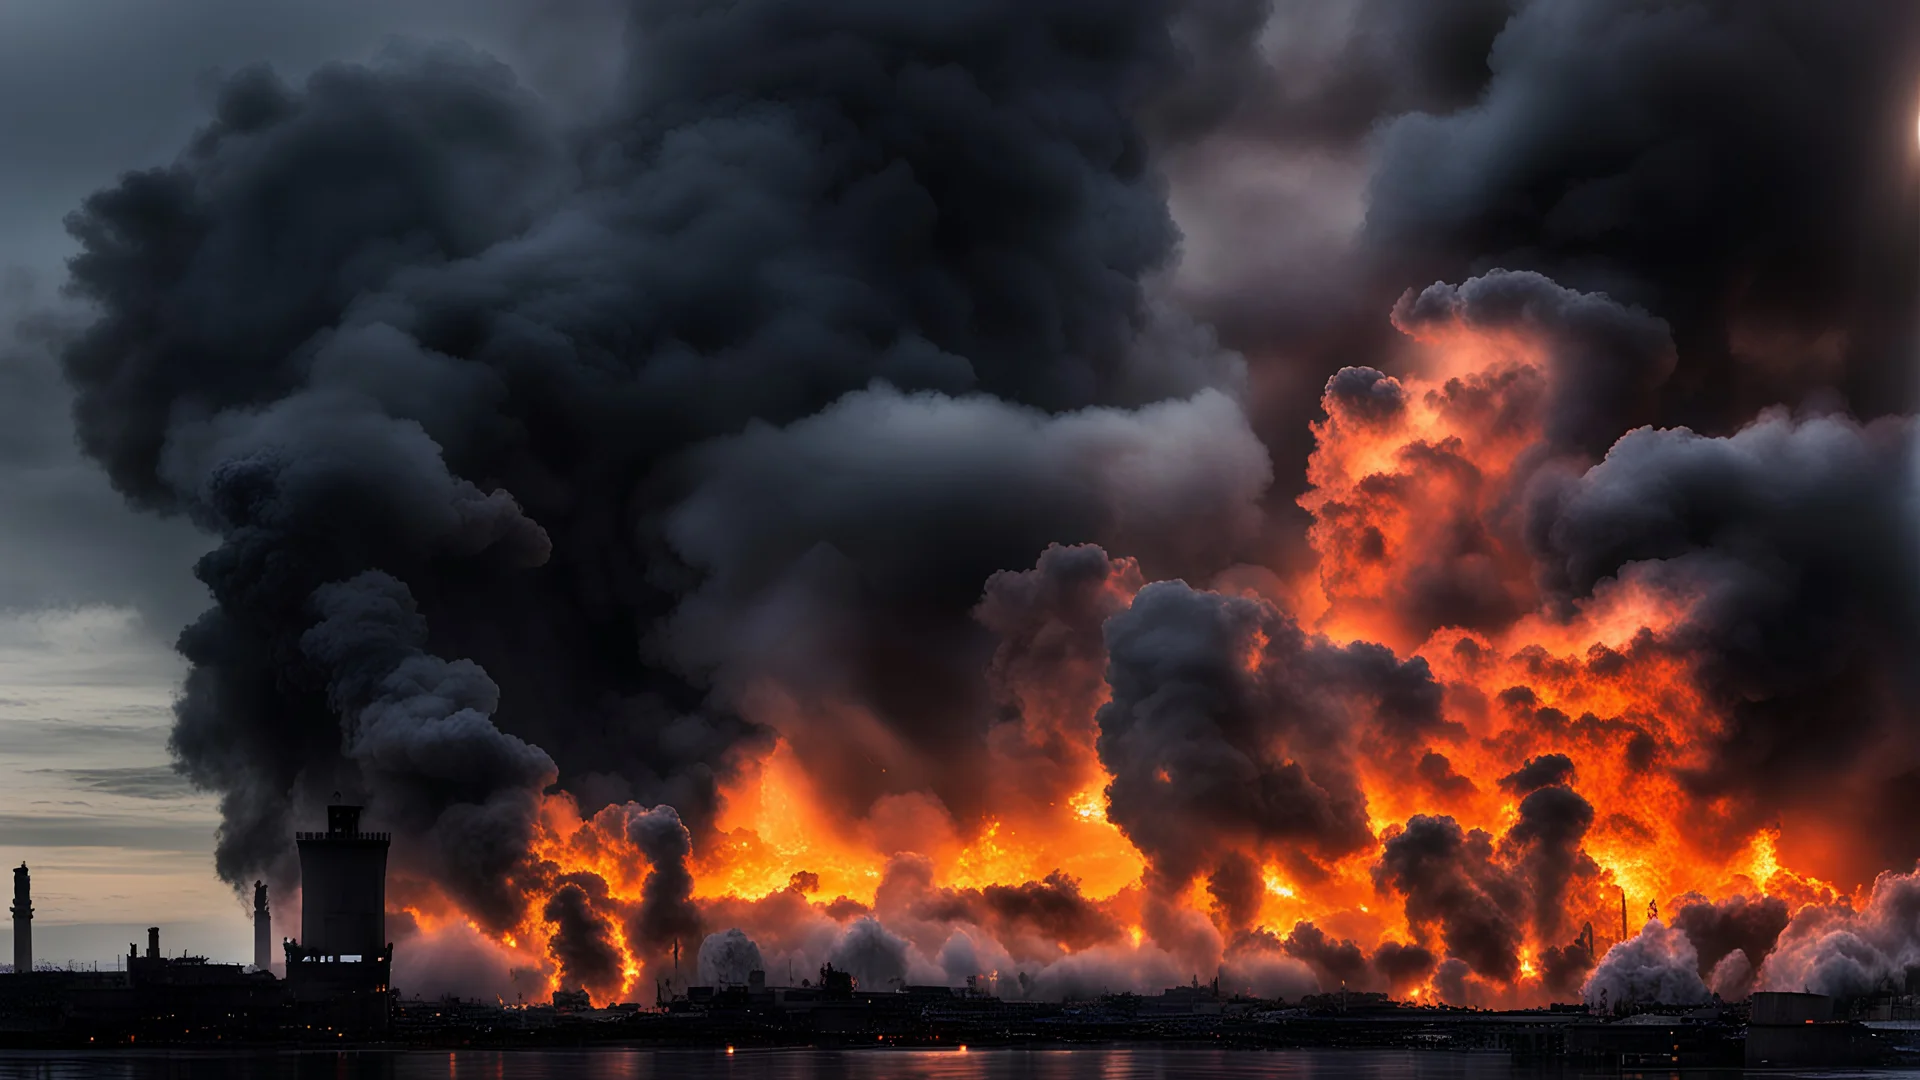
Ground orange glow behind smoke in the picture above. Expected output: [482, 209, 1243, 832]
[702, 741, 1146, 903]
[431, 320, 1850, 1007]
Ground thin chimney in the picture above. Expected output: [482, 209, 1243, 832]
[253, 881, 271, 973]
[10, 863, 30, 974]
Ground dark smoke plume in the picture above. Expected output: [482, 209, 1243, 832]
[980, 872, 1124, 955]
[301, 570, 556, 929]
[1499, 754, 1575, 795]
[1500, 783, 1598, 944]
[1672, 893, 1790, 982]
[60, 0, 1264, 916]
[543, 875, 625, 1001]
[1373, 815, 1525, 983]
[1528, 411, 1920, 877]
[617, 804, 703, 958]
[46, 0, 1920, 1011]
[1097, 578, 1445, 899]
[1206, 852, 1266, 933]
[1372, 940, 1438, 995]
[1280, 922, 1370, 990]
[975, 544, 1145, 815]
[1363, 1, 1920, 433]
[1372, 775, 1600, 991]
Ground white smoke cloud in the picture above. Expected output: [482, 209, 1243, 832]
[1760, 868, 1920, 998]
[1709, 949, 1755, 1000]
[1583, 920, 1710, 1008]
[696, 928, 765, 987]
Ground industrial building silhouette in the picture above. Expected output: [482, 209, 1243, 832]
[285, 802, 393, 1030]
[10, 864, 29, 977]
[0, 803, 393, 1040]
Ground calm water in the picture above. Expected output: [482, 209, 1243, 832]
[0, 1048, 1916, 1080]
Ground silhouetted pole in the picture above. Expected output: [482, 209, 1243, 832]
[253, 881, 272, 973]
[10, 864, 30, 974]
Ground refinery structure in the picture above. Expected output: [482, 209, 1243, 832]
[0, 804, 393, 1040]
[8, 764, 1916, 1064]
[10, 864, 29, 979]
[5, 803, 1920, 1066]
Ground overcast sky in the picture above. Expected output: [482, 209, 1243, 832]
[0, 0, 636, 968]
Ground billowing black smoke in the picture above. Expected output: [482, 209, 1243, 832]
[543, 875, 625, 1000]
[1177, 0, 1920, 438]
[1528, 411, 1920, 876]
[1371, 770, 1599, 994]
[1363, 0, 1920, 430]
[60, 0, 1266, 923]
[1672, 894, 1790, 988]
[47, 0, 1920, 1008]
[301, 570, 557, 927]
[1373, 816, 1526, 984]
[1096, 578, 1447, 895]
[616, 804, 703, 956]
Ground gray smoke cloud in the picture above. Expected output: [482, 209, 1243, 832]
[1708, 949, 1756, 1001]
[1760, 868, 1920, 998]
[696, 928, 765, 987]
[1584, 920, 1710, 1009]
[828, 917, 911, 990]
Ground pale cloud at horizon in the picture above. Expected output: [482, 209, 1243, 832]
[0, 605, 246, 966]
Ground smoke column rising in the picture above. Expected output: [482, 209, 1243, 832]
[45, 0, 1920, 1003]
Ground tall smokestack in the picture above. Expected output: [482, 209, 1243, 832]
[10, 863, 30, 974]
[253, 881, 271, 973]
[146, 926, 159, 960]
[297, 804, 388, 960]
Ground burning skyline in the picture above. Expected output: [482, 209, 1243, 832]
[7, 0, 1920, 1008]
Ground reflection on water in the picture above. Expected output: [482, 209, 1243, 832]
[0, 1047, 1917, 1080]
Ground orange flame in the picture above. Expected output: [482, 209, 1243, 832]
[420, 318, 1849, 1008]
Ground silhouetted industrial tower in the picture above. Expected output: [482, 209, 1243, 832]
[9, 863, 29, 974]
[253, 880, 271, 973]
